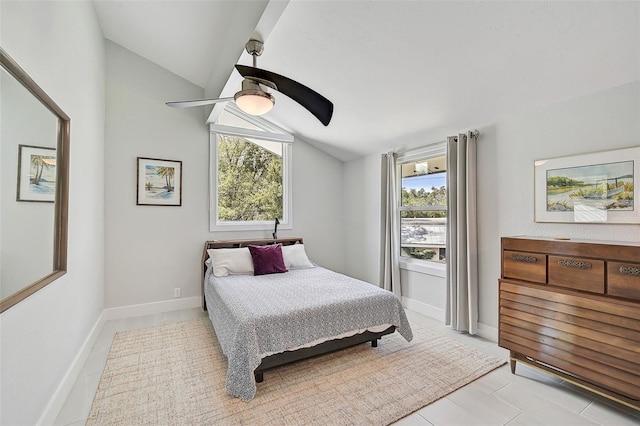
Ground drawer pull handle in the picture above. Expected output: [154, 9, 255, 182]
[620, 266, 640, 276]
[558, 259, 591, 269]
[511, 254, 537, 263]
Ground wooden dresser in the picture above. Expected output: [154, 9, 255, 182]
[499, 236, 640, 410]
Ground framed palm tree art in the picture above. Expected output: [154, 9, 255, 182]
[136, 157, 182, 206]
[17, 145, 56, 202]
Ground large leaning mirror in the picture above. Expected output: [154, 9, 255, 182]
[0, 47, 70, 313]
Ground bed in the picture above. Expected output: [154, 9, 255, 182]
[202, 238, 413, 401]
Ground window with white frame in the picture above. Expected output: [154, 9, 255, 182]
[397, 142, 447, 263]
[209, 105, 292, 231]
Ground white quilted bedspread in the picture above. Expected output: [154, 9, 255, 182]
[204, 266, 413, 401]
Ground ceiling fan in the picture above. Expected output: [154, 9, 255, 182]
[166, 39, 333, 126]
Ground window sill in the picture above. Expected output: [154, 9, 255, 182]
[399, 258, 446, 278]
[209, 221, 292, 233]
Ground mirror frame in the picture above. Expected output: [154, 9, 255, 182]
[0, 47, 70, 313]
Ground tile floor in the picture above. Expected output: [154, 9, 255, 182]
[54, 308, 640, 426]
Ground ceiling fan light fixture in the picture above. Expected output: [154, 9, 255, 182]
[166, 39, 333, 125]
[234, 90, 274, 116]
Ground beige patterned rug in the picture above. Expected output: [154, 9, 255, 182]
[86, 317, 505, 425]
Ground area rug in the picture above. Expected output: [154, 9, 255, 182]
[86, 317, 505, 425]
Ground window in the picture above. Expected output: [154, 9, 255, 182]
[397, 143, 447, 263]
[210, 105, 292, 231]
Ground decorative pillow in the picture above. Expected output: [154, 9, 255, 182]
[207, 247, 254, 277]
[248, 244, 287, 276]
[281, 244, 315, 269]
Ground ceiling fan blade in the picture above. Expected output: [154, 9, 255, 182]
[235, 65, 333, 126]
[166, 97, 234, 108]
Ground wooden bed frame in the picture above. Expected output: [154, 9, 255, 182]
[201, 237, 396, 382]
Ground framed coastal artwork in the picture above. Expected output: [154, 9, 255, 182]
[17, 145, 56, 202]
[534, 146, 639, 224]
[136, 157, 182, 206]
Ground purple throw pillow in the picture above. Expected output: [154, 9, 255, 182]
[248, 244, 288, 275]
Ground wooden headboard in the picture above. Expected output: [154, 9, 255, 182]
[201, 237, 304, 310]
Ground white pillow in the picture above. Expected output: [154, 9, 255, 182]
[207, 247, 254, 277]
[281, 244, 314, 269]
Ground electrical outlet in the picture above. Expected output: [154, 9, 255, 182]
[174, 288, 181, 298]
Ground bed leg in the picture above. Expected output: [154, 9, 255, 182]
[371, 339, 378, 348]
[255, 371, 264, 383]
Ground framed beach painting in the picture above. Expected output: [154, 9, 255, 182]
[17, 145, 56, 202]
[534, 146, 639, 224]
[136, 157, 182, 206]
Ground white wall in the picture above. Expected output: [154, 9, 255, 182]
[343, 154, 382, 284]
[343, 80, 640, 338]
[0, 2, 105, 425]
[287, 138, 346, 272]
[104, 41, 209, 309]
[104, 42, 345, 310]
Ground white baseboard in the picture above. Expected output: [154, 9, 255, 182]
[39, 296, 202, 424]
[37, 310, 106, 426]
[476, 322, 499, 343]
[104, 296, 202, 321]
[402, 296, 445, 322]
[402, 296, 499, 343]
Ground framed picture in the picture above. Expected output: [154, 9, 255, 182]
[534, 146, 639, 224]
[17, 145, 56, 202]
[136, 157, 182, 206]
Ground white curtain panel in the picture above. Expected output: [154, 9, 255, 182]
[380, 152, 401, 297]
[446, 131, 479, 334]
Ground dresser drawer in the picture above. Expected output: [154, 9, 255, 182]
[499, 280, 640, 401]
[503, 250, 547, 283]
[549, 256, 604, 293]
[500, 236, 640, 410]
[608, 262, 640, 301]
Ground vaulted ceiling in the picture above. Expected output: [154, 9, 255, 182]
[94, 0, 639, 161]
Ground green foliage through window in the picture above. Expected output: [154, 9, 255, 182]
[401, 185, 446, 218]
[402, 247, 438, 260]
[217, 135, 283, 221]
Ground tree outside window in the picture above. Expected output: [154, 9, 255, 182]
[217, 135, 283, 222]
[210, 106, 293, 232]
